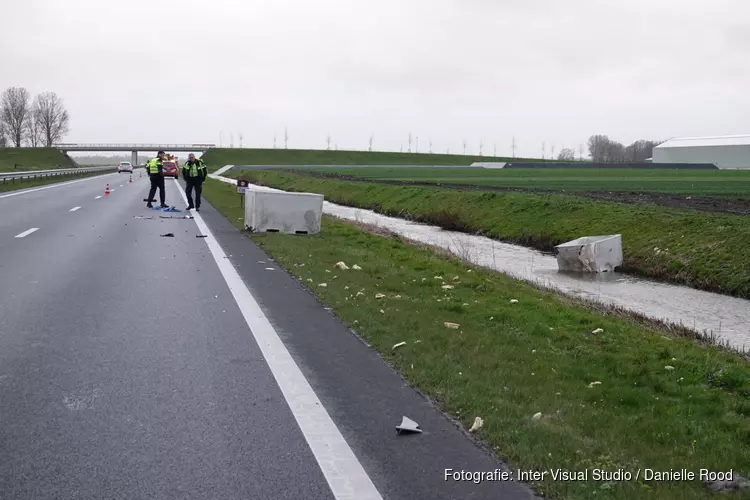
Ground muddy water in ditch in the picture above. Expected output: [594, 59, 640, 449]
[322, 203, 750, 351]
[223, 177, 750, 350]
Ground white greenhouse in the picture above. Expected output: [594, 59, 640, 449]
[652, 134, 750, 169]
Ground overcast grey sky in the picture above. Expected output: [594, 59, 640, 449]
[2, 0, 748, 157]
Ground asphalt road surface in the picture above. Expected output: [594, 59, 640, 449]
[0, 172, 535, 500]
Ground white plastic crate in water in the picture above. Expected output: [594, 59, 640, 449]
[244, 189, 323, 234]
[554, 234, 623, 273]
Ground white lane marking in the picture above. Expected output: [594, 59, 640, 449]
[119, 184, 124, 187]
[0, 173, 116, 200]
[15, 228, 39, 238]
[69, 206, 81, 212]
[110, 188, 115, 192]
[95, 195, 102, 199]
[173, 180, 383, 500]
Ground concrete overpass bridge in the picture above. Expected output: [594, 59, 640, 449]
[53, 143, 216, 165]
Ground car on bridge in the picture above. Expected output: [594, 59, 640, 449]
[117, 161, 134, 173]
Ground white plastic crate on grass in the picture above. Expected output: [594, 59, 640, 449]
[554, 234, 623, 273]
[244, 189, 324, 234]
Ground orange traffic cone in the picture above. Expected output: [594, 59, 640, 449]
[129, 175, 133, 183]
[104, 184, 111, 196]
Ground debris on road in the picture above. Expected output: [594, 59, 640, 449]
[134, 216, 154, 220]
[588, 381, 602, 388]
[510, 299, 519, 304]
[532, 412, 543, 421]
[196, 235, 208, 238]
[265, 268, 275, 271]
[469, 417, 484, 433]
[444, 322, 460, 329]
[334, 261, 349, 270]
[592, 328, 604, 334]
[665, 365, 675, 371]
[441, 284, 454, 290]
[392, 341, 407, 350]
[396, 416, 422, 434]
[375, 293, 386, 299]
[351, 264, 362, 270]
[318, 283, 327, 287]
[160, 233, 175, 237]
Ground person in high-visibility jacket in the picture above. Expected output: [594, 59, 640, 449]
[181, 153, 208, 211]
[145, 150, 168, 208]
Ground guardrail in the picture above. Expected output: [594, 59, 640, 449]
[0, 165, 119, 184]
[53, 143, 216, 150]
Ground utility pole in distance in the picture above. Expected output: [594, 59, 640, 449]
[463, 139, 467, 155]
[284, 127, 288, 149]
[273, 134, 277, 149]
[479, 139, 483, 156]
[408, 133, 412, 153]
[416, 136, 419, 153]
[512, 136, 516, 158]
[239, 133, 243, 148]
[369, 135, 373, 152]
[326, 134, 331, 150]
[542, 141, 545, 159]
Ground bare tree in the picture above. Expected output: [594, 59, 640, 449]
[239, 133, 243, 147]
[625, 139, 660, 162]
[1, 87, 32, 147]
[0, 123, 7, 147]
[587, 135, 610, 162]
[326, 134, 331, 150]
[408, 133, 412, 153]
[25, 106, 43, 147]
[558, 148, 576, 161]
[284, 127, 288, 149]
[368, 135, 373, 152]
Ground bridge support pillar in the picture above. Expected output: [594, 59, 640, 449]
[131, 151, 138, 166]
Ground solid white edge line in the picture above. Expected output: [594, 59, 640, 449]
[69, 206, 81, 212]
[172, 179, 383, 500]
[15, 228, 39, 238]
[0, 173, 116, 200]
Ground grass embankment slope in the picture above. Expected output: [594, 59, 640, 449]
[0, 147, 78, 171]
[201, 178, 750, 500]
[319, 167, 750, 200]
[200, 147, 549, 172]
[226, 170, 750, 299]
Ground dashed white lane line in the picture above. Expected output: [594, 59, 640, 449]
[95, 196, 102, 199]
[174, 180, 383, 500]
[119, 184, 124, 187]
[15, 228, 39, 238]
[0, 173, 117, 200]
[69, 206, 81, 212]
[110, 189, 116, 192]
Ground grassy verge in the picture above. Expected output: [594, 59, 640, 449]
[201, 178, 750, 499]
[200, 147, 551, 172]
[314, 167, 750, 200]
[224, 170, 750, 299]
[0, 147, 78, 171]
[0, 169, 112, 193]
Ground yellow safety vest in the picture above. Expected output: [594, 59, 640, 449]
[147, 158, 162, 174]
[186, 160, 205, 178]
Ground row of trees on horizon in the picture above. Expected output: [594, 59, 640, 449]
[0, 87, 70, 148]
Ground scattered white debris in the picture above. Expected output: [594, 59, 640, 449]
[452, 276, 460, 281]
[444, 322, 460, 329]
[318, 283, 328, 287]
[532, 412, 542, 421]
[396, 416, 422, 434]
[665, 365, 675, 371]
[380, 309, 385, 314]
[334, 261, 349, 270]
[307, 278, 313, 282]
[375, 293, 386, 299]
[434, 276, 443, 280]
[352, 264, 362, 270]
[265, 268, 275, 271]
[392, 341, 407, 350]
[462, 303, 469, 306]
[592, 328, 604, 334]
[257, 261, 266, 264]
[421, 278, 427, 282]
[532, 349, 536, 353]
[588, 381, 602, 388]
[325, 269, 331, 273]
[442, 285, 454, 290]
[394, 295, 402, 299]
[489, 317, 494, 320]
[510, 299, 519, 304]
[345, 286, 350, 290]
[678, 377, 684, 382]
[356, 291, 365, 296]
[671, 357, 677, 361]
[469, 417, 484, 433]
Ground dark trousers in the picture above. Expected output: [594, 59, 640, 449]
[185, 179, 203, 208]
[148, 174, 165, 205]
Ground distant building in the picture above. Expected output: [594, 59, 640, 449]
[652, 134, 750, 169]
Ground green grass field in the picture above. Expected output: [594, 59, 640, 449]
[226, 170, 750, 299]
[0, 147, 78, 171]
[201, 177, 750, 500]
[313, 167, 750, 200]
[200, 147, 549, 172]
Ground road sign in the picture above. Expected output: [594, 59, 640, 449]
[236, 179, 249, 188]
[237, 187, 246, 194]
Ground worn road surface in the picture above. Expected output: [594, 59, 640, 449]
[0, 172, 534, 500]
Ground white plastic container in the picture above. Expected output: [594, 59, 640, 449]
[244, 190, 323, 234]
[554, 234, 623, 273]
